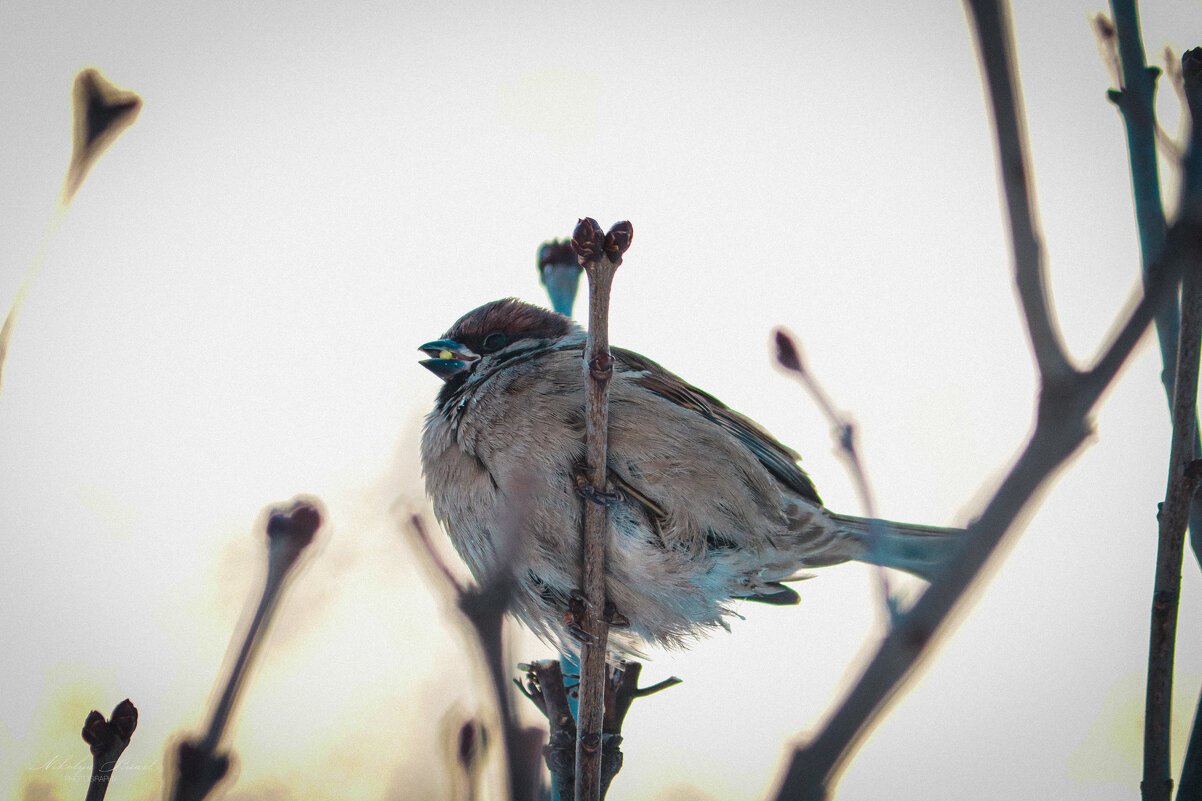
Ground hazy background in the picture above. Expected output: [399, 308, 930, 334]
[2, 1, 1201, 799]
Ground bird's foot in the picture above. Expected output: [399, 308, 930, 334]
[565, 591, 630, 640]
[565, 592, 599, 644]
[574, 472, 624, 506]
[603, 600, 630, 628]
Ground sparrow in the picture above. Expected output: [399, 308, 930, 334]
[419, 298, 960, 657]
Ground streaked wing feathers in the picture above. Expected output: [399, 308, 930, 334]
[615, 347, 822, 505]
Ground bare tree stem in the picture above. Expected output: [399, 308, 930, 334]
[1142, 215, 1202, 801]
[570, 218, 630, 801]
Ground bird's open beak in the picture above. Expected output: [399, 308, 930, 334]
[418, 339, 479, 380]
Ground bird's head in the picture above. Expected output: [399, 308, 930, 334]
[419, 298, 580, 385]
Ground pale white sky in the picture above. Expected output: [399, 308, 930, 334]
[2, 1, 1201, 799]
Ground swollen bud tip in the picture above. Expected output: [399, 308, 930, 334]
[81, 711, 106, 746]
[571, 217, 605, 264]
[266, 502, 321, 548]
[110, 699, 138, 739]
[604, 221, 634, 265]
[774, 329, 805, 374]
[1092, 13, 1115, 40]
[457, 719, 484, 769]
[264, 498, 323, 572]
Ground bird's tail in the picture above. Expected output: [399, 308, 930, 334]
[831, 514, 964, 582]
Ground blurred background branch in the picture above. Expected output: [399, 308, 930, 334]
[0, 68, 139, 396]
[771, 2, 1201, 798]
[406, 509, 544, 801]
[169, 499, 322, 801]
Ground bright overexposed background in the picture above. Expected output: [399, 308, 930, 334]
[2, 1, 1201, 799]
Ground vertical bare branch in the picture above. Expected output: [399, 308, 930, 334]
[1107, 1, 1170, 288]
[569, 217, 631, 801]
[1143, 245, 1202, 801]
[1142, 44, 1202, 801]
[1107, 0, 1175, 289]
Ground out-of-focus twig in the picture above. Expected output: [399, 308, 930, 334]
[1105, 2, 1170, 308]
[965, 0, 1074, 384]
[65, 68, 142, 203]
[772, 330, 875, 517]
[773, 329, 901, 617]
[770, 6, 1201, 799]
[81, 698, 138, 801]
[406, 510, 544, 801]
[1164, 47, 1190, 158]
[168, 498, 322, 801]
[1103, 6, 1202, 579]
[0, 68, 140, 397]
[446, 716, 488, 801]
[569, 217, 630, 801]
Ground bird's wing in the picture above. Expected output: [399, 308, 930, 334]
[613, 347, 823, 505]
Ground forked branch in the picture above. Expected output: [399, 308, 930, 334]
[771, 5, 1201, 799]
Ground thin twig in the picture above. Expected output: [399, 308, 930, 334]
[0, 69, 140, 397]
[448, 717, 487, 801]
[602, 663, 681, 735]
[1143, 44, 1202, 801]
[1104, 5, 1199, 512]
[169, 499, 322, 801]
[774, 328, 900, 617]
[409, 513, 466, 595]
[770, 6, 1202, 799]
[772, 330, 876, 516]
[1109, 9, 1202, 797]
[407, 503, 545, 801]
[81, 699, 138, 801]
[964, 0, 1075, 385]
[1142, 227, 1202, 801]
[570, 217, 630, 801]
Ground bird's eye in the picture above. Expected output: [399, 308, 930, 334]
[480, 332, 509, 353]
